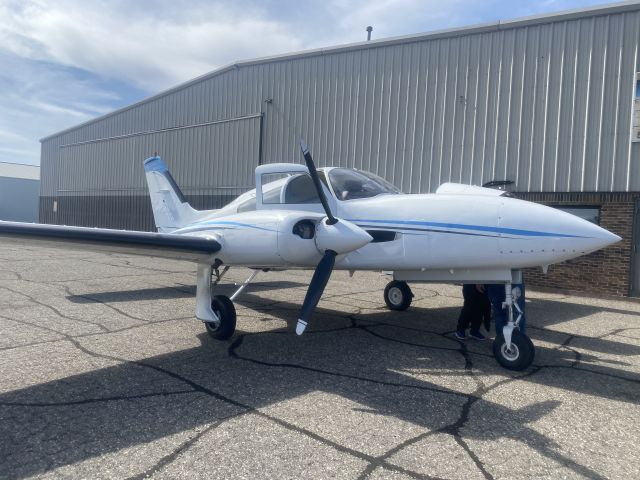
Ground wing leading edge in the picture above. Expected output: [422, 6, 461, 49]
[0, 221, 221, 263]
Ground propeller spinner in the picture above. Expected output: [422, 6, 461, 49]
[296, 140, 372, 335]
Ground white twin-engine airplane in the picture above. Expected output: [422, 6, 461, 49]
[0, 142, 620, 370]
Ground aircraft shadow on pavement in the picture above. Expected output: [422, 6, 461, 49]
[67, 282, 640, 371]
[0, 325, 611, 480]
[65, 281, 307, 304]
[234, 290, 640, 364]
[2, 288, 638, 478]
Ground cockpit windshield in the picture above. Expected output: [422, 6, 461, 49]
[328, 168, 401, 201]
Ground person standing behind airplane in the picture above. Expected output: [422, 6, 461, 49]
[455, 284, 491, 340]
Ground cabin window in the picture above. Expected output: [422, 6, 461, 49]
[328, 168, 400, 201]
[282, 174, 321, 204]
[261, 172, 326, 204]
[261, 173, 287, 204]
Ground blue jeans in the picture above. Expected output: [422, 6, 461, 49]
[486, 283, 526, 335]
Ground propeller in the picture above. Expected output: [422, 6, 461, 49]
[300, 139, 337, 225]
[295, 140, 372, 335]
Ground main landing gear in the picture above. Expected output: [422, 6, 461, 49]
[383, 280, 413, 311]
[195, 263, 260, 340]
[205, 295, 236, 339]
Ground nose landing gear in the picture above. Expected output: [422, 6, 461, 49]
[493, 329, 535, 370]
[493, 282, 534, 371]
[382, 273, 535, 371]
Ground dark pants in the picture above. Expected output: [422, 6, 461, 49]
[487, 283, 527, 335]
[457, 284, 491, 333]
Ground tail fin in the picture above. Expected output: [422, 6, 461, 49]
[144, 156, 198, 232]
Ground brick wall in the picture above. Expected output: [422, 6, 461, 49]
[517, 192, 637, 297]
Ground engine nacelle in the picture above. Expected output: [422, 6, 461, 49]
[277, 212, 325, 265]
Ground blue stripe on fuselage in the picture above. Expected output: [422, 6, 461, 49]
[347, 218, 585, 238]
[175, 221, 276, 234]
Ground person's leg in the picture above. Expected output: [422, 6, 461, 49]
[487, 284, 507, 335]
[456, 285, 474, 338]
[481, 293, 492, 331]
[468, 293, 486, 339]
[456, 307, 469, 331]
[468, 317, 486, 339]
[467, 286, 488, 340]
[456, 309, 469, 339]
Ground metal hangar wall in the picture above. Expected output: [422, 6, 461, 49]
[39, 2, 640, 295]
[0, 162, 40, 223]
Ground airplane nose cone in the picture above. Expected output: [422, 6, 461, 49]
[565, 213, 621, 252]
[499, 199, 621, 266]
[591, 225, 621, 248]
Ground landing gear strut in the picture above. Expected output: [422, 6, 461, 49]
[196, 264, 262, 340]
[492, 281, 534, 371]
[383, 280, 413, 311]
[196, 263, 236, 340]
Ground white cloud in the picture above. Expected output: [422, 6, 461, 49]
[0, 0, 305, 91]
[0, 0, 498, 91]
[27, 100, 92, 118]
[0, 0, 614, 165]
[0, 128, 27, 142]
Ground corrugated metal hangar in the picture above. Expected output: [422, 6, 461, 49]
[39, 2, 640, 296]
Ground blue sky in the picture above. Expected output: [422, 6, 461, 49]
[0, 0, 619, 165]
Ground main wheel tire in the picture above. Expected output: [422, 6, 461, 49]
[492, 330, 534, 371]
[384, 281, 413, 311]
[523, 333, 535, 365]
[205, 295, 236, 340]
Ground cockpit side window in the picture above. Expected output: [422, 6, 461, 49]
[283, 174, 321, 204]
[260, 171, 331, 206]
[328, 168, 400, 201]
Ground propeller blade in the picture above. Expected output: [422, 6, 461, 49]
[299, 139, 337, 225]
[296, 250, 337, 335]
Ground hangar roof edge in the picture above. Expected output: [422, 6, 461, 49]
[0, 162, 40, 181]
[40, 0, 640, 143]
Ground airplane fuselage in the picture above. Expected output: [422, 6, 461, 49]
[172, 175, 619, 276]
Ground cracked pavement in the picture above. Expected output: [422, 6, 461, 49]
[0, 245, 639, 479]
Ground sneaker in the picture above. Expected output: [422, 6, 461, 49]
[455, 330, 466, 340]
[469, 330, 486, 340]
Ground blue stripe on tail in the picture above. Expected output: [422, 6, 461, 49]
[143, 156, 168, 173]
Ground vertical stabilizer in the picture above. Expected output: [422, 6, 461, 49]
[144, 156, 198, 232]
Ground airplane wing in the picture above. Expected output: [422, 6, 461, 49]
[0, 221, 221, 263]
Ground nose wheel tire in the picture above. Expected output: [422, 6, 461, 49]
[384, 281, 413, 311]
[205, 295, 237, 340]
[492, 330, 534, 371]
